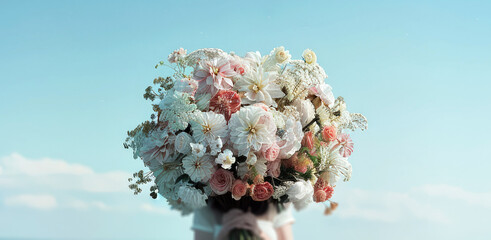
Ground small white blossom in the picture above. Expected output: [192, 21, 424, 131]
[302, 49, 317, 64]
[190, 143, 205, 158]
[209, 137, 223, 156]
[215, 149, 236, 169]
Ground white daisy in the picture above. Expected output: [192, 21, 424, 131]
[182, 155, 215, 182]
[235, 67, 285, 107]
[191, 111, 228, 146]
[215, 149, 235, 169]
[228, 106, 276, 156]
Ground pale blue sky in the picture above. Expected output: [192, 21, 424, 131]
[1, 0, 490, 239]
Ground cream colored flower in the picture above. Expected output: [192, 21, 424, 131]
[228, 106, 276, 156]
[234, 67, 285, 107]
[302, 49, 317, 64]
[272, 46, 291, 64]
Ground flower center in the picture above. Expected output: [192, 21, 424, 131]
[202, 125, 212, 134]
[211, 66, 220, 75]
[251, 84, 260, 93]
[194, 161, 201, 168]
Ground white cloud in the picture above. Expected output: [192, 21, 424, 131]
[1, 153, 93, 176]
[4, 194, 57, 210]
[334, 188, 450, 223]
[0, 153, 129, 193]
[418, 184, 491, 209]
[140, 203, 173, 215]
[67, 200, 110, 211]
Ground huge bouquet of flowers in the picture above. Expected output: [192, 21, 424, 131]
[125, 47, 367, 216]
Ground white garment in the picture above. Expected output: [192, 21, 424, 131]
[192, 204, 295, 240]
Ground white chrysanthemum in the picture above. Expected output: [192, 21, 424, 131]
[286, 180, 314, 210]
[228, 106, 276, 156]
[191, 111, 228, 146]
[215, 149, 235, 169]
[235, 67, 285, 107]
[182, 155, 215, 182]
[178, 185, 208, 210]
[319, 143, 352, 184]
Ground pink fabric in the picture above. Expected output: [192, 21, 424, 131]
[217, 209, 261, 240]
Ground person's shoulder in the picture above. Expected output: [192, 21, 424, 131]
[192, 206, 218, 233]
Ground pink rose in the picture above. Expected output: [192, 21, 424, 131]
[302, 131, 315, 150]
[321, 125, 337, 142]
[209, 169, 234, 195]
[267, 159, 281, 178]
[313, 189, 327, 203]
[251, 182, 274, 201]
[263, 142, 280, 162]
[231, 180, 248, 200]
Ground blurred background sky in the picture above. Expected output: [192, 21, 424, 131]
[1, 0, 490, 239]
